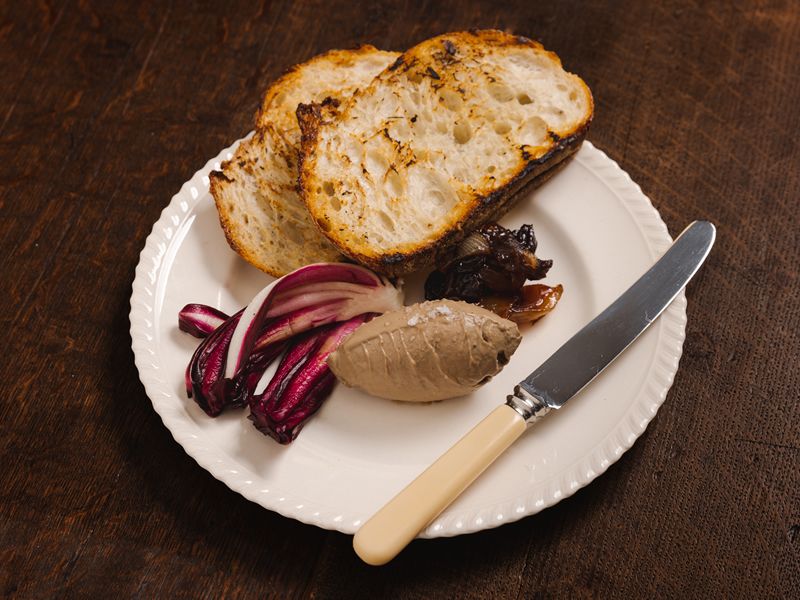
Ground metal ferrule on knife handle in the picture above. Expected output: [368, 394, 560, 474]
[506, 385, 552, 425]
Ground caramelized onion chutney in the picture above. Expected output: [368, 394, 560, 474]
[425, 223, 562, 324]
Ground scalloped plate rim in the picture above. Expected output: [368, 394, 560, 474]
[129, 139, 686, 538]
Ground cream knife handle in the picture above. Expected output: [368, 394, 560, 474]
[353, 404, 526, 565]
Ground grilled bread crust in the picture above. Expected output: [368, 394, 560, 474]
[298, 30, 593, 275]
[209, 46, 399, 277]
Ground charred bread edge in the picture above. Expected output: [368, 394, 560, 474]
[297, 30, 594, 275]
[297, 103, 591, 276]
[207, 165, 287, 276]
[255, 44, 388, 129]
[207, 45, 393, 278]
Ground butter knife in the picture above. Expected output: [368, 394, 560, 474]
[353, 220, 716, 565]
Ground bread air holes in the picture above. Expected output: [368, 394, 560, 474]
[389, 119, 411, 143]
[322, 181, 335, 196]
[488, 83, 514, 103]
[453, 121, 472, 144]
[425, 183, 458, 210]
[493, 121, 511, 135]
[346, 140, 361, 164]
[519, 116, 548, 147]
[366, 149, 389, 178]
[378, 210, 396, 232]
[439, 89, 464, 111]
[387, 169, 405, 196]
[517, 93, 533, 105]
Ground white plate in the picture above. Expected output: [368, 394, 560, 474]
[130, 140, 686, 538]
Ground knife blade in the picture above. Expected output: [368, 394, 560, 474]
[511, 219, 716, 421]
[354, 220, 715, 565]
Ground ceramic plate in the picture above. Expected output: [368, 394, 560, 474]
[130, 140, 686, 537]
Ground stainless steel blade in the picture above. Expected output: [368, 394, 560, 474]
[519, 220, 715, 409]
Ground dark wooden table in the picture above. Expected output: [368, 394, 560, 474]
[2, 1, 798, 597]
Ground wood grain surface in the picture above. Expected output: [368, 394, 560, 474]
[1, 1, 798, 597]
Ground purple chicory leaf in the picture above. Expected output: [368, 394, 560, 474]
[183, 308, 289, 413]
[225, 263, 403, 380]
[264, 286, 367, 318]
[271, 262, 382, 293]
[186, 309, 242, 416]
[271, 370, 337, 439]
[252, 300, 346, 352]
[178, 304, 229, 338]
[248, 315, 369, 444]
[225, 339, 288, 409]
[179, 263, 403, 441]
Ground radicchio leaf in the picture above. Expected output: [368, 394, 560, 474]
[186, 309, 242, 416]
[248, 315, 369, 444]
[226, 263, 402, 379]
[178, 304, 230, 338]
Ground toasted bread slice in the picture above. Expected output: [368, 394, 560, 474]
[210, 46, 399, 277]
[298, 30, 593, 275]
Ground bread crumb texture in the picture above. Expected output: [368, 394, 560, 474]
[300, 30, 593, 274]
[210, 46, 399, 276]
